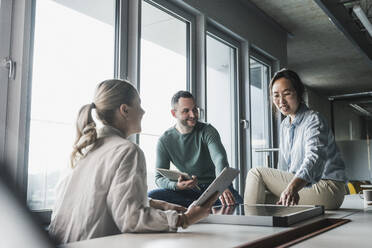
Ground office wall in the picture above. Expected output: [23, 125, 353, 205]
[305, 87, 332, 126]
[333, 104, 369, 181]
[180, 0, 287, 65]
[337, 139, 372, 181]
[305, 89, 370, 181]
[305, 88, 365, 141]
[333, 101, 363, 141]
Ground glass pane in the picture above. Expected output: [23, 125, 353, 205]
[140, 1, 187, 190]
[250, 58, 270, 168]
[27, 0, 115, 210]
[206, 35, 236, 167]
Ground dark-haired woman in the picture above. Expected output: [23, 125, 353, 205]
[244, 69, 347, 210]
[49, 79, 217, 244]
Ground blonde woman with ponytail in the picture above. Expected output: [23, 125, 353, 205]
[49, 79, 218, 244]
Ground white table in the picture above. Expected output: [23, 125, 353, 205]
[294, 210, 372, 248]
[293, 194, 372, 248]
[62, 195, 372, 248]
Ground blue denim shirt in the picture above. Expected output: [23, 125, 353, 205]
[278, 104, 347, 185]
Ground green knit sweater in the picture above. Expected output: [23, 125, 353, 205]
[155, 122, 229, 190]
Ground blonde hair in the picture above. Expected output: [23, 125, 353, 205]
[70, 79, 137, 168]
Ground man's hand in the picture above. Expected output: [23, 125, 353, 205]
[219, 188, 235, 206]
[212, 205, 234, 215]
[176, 175, 198, 190]
[150, 199, 187, 213]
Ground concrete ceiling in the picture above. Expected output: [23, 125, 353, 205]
[245, 0, 372, 96]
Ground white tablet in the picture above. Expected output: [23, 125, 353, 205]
[156, 168, 192, 181]
[192, 167, 240, 206]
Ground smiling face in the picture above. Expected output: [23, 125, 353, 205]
[272, 77, 300, 120]
[171, 97, 199, 133]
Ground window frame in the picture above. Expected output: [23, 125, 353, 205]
[15, 0, 197, 220]
[24, 0, 120, 219]
[141, 0, 196, 93]
[205, 24, 242, 192]
[3, 0, 34, 199]
[249, 49, 275, 168]
[0, 0, 13, 164]
[138, 0, 196, 190]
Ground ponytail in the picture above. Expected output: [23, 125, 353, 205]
[70, 79, 138, 168]
[70, 103, 97, 168]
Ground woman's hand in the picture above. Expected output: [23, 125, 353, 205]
[277, 187, 300, 206]
[150, 199, 187, 213]
[178, 192, 219, 228]
[163, 202, 187, 212]
[276, 177, 308, 206]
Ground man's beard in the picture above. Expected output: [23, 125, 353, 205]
[180, 118, 197, 129]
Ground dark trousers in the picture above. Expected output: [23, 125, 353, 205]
[148, 184, 243, 207]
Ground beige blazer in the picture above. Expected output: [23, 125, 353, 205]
[49, 126, 178, 243]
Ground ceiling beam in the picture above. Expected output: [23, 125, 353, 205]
[314, 0, 372, 65]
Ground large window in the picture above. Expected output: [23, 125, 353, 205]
[140, 1, 189, 190]
[206, 33, 238, 169]
[11, 0, 279, 211]
[27, 0, 115, 210]
[250, 57, 272, 168]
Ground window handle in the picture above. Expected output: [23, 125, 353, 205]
[240, 119, 249, 129]
[2, 57, 16, 80]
